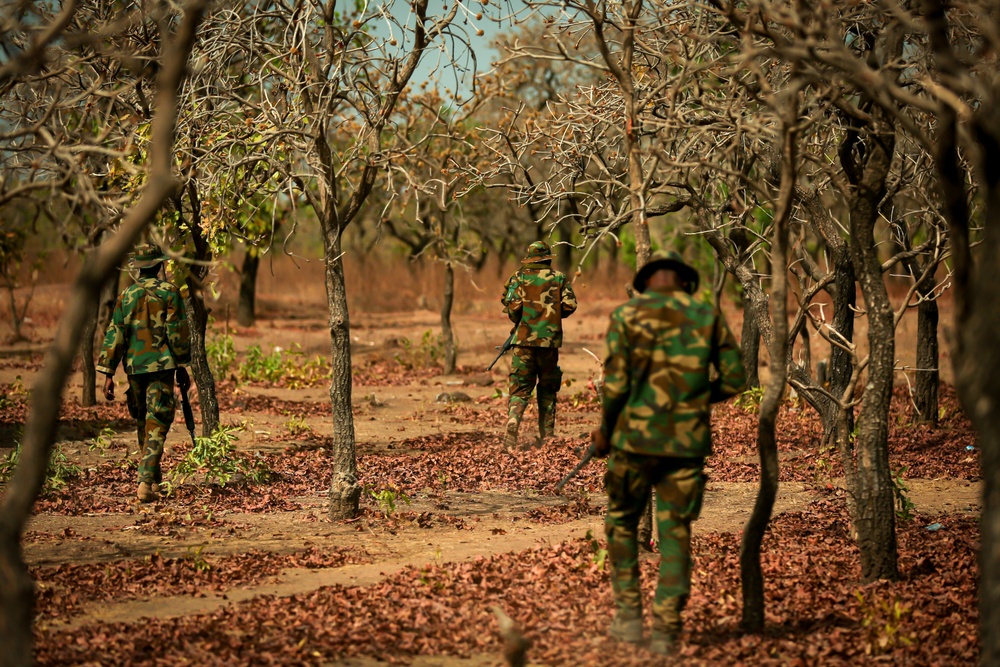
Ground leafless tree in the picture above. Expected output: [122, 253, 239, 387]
[380, 89, 495, 374]
[0, 2, 209, 663]
[480, 0, 973, 621]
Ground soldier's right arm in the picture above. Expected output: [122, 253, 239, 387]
[96, 293, 128, 376]
[502, 274, 523, 323]
[599, 309, 630, 439]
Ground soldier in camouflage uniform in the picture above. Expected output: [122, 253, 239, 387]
[98, 243, 191, 503]
[591, 250, 746, 655]
[500, 241, 578, 449]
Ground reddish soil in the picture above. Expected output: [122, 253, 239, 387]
[0, 260, 979, 666]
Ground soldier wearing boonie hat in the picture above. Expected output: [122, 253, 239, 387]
[499, 241, 578, 449]
[97, 243, 192, 503]
[591, 249, 746, 655]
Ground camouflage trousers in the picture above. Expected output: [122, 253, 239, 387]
[605, 449, 706, 634]
[506, 346, 562, 443]
[128, 370, 176, 485]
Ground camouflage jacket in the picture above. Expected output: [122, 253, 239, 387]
[599, 287, 746, 458]
[502, 263, 578, 348]
[97, 276, 191, 376]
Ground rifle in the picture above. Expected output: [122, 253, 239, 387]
[486, 325, 518, 372]
[178, 381, 198, 447]
[556, 443, 597, 491]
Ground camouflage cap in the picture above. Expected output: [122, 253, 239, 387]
[633, 250, 700, 294]
[521, 240, 555, 264]
[131, 243, 166, 269]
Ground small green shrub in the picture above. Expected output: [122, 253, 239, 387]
[856, 590, 913, 655]
[236, 344, 330, 387]
[238, 345, 286, 383]
[0, 442, 81, 493]
[284, 416, 312, 438]
[891, 466, 916, 521]
[89, 426, 117, 453]
[168, 422, 274, 490]
[393, 330, 444, 370]
[184, 545, 212, 572]
[365, 484, 411, 516]
[206, 333, 237, 378]
[0, 375, 27, 409]
[734, 386, 766, 414]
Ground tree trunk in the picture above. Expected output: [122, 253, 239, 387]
[844, 114, 899, 582]
[323, 225, 361, 520]
[741, 304, 760, 388]
[182, 183, 220, 438]
[441, 261, 457, 375]
[182, 283, 219, 437]
[913, 291, 939, 425]
[236, 247, 259, 328]
[740, 96, 795, 632]
[828, 256, 856, 406]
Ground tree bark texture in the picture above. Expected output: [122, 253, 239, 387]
[323, 226, 361, 520]
[843, 110, 899, 582]
[236, 247, 259, 328]
[441, 261, 457, 375]
[0, 5, 206, 661]
[182, 285, 219, 437]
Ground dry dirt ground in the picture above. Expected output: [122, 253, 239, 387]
[0, 275, 981, 666]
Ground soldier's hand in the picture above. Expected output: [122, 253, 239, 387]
[176, 367, 191, 392]
[591, 428, 611, 458]
[102, 376, 115, 402]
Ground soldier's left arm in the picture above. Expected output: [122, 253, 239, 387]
[166, 285, 192, 366]
[599, 309, 630, 438]
[710, 311, 747, 402]
[560, 277, 578, 318]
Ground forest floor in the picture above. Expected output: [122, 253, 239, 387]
[0, 284, 981, 666]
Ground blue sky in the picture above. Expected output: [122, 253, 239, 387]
[371, 0, 533, 101]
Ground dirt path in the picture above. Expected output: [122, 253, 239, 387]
[3, 300, 982, 667]
[35, 476, 986, 632]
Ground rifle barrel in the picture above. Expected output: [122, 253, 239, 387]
[556, 444, 597, 491]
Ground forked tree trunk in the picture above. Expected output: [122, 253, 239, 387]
[441, 261, 457, 375]
[0, 4, 206, 658]
[919, 6, 1000, 659]
[236, 247, 259, 328]
[844, 111, 899, 582]
[323, 225, 361, 520]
